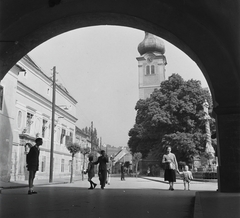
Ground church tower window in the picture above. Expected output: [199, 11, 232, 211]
[146, 65, 150, 75]
[151, 65, 155, 74]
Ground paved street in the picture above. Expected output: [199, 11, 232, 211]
[0, 177, 218, 218]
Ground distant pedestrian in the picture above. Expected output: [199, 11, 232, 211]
[177, 165, 193, 190]
[147, 166, 150, 176]
[86, 156, 97, 189]
[26, 138, 43, 195]
[162, 146, 178, 191]
[94, 150, 109, 189]
[120, 163, 125, 181]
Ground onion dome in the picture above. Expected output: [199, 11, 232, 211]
[138, 32, 165, 56]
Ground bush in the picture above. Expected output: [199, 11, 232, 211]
[203, 172, 217, 179]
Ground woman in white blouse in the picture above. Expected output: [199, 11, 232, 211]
[162, 146, 178, 190]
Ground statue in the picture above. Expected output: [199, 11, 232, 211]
[202, 100, 215, 159]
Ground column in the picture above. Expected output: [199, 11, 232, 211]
[214, 107, 240, 192]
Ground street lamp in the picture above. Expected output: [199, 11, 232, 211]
[58, 105, 70, 110]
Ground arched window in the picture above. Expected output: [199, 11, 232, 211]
[151, 65, 155, 74]
[146, 65, 150, 75]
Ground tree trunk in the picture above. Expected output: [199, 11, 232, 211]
[136, 162, 138, 177]
[82, 154, 86, 181]
[70, 154, 74, 183]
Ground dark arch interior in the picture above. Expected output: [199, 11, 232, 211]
[1, 0, 240, 193]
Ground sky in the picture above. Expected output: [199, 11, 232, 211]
[29, 26, 208, 148]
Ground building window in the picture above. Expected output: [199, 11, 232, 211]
[70, 131, 73, 140]
[17, 111, 23, 129]
[146, 65, 156, 75]
[60, 128, 66, 144]
[41, 156, 46, 172]
[151, 65, 155, 74]
[61, 159, 64, 172]
[0, 85, 3, 111]
[65, 131, 73, 145]
[146, 65, 150, 75]
[42, 119, 48, 138]
[26, 112, 34, 133]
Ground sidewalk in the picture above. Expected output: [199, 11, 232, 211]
[0, 176, 82, 190]
[0, 174, 214, 190]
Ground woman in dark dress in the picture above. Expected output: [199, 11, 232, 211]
[162, 146, 178, 190]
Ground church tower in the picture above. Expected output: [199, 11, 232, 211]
[136, 32, 167, 99]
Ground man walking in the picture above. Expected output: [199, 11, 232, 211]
[94, 150, 109, 189]
[120, 162, 125, 181]
[26, 138, 43, 195]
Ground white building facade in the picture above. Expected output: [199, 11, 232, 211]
[1, 55, 79, 182]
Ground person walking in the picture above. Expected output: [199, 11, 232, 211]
[86, 156, 97, 189]
[94, 150, 109, 189]
[162, 146, 178, 190]
[177, 165, 193, 190]
[26, 138, 43, 195]
[120, 162, 125, 181]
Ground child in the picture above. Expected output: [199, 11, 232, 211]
[86, 156, 97, 190]
[106, 168, 111, 185]
[177, 165, 193, 190]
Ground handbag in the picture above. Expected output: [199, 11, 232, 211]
[164, 156, 174, 169]
[169, 162, 174, 170]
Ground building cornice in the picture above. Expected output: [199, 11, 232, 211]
[17, 81, 78, 123]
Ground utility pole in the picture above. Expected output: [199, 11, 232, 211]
[49, 66, 56, 183]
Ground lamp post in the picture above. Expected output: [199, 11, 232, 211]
[49, 66, 56, 183]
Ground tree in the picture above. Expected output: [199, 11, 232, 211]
[80, 146, 91, 181]
[82, 126, 99, 145]
[66, 142, 81, 183]
[132, 152, 142, 177]
[128, 74, 215, 165]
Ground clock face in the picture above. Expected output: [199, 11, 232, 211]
[147, 57, 153, 63]
[144, 53, 155, 63]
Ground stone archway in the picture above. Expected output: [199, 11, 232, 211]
[0, 0, 239, 192]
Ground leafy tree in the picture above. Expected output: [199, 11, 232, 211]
[132, 152, 142, 177]
[128, 74, 215, 165]
[66, 142, 81, 183]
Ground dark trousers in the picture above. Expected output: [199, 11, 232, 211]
[121, 172, 125, 180]
[99, 170, 107, 188]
